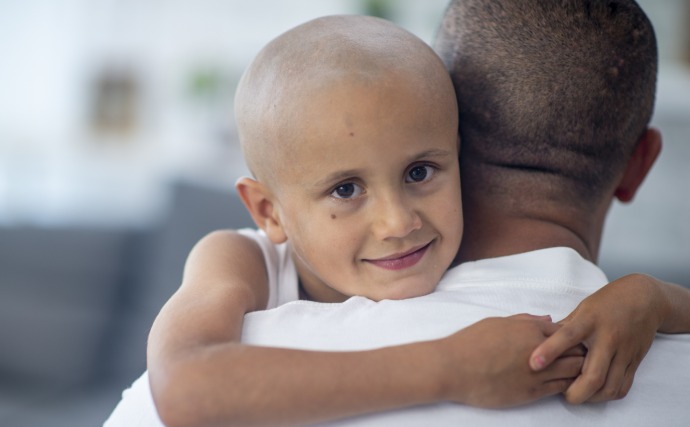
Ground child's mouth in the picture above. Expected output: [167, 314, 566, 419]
[365, 242, 431, 271]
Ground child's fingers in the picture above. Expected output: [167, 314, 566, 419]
[563, 347, 612, 404]
[560, 343, 587, 357]
[532, 378, 576, 401]
[588, 351, 641, 403]
[586, 353, 627, 402]
[617, 368, 636, 400]
[508, 313, 560, 336]
[510, 313, 553, 322]
[539, 356, 584, 382]
[530, 322, 588, 371]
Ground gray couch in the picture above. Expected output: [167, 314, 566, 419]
[0, 182, 253, 427]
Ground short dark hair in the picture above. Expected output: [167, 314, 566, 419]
[435, 0, 657, 204]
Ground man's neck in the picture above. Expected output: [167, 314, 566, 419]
[456, 204, 604, 265]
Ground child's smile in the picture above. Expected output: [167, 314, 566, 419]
[363, 240, 433, 271]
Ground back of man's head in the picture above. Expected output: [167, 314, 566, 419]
[435, 0, 657, 209]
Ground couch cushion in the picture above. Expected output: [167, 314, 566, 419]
[0, 227, 130, 387]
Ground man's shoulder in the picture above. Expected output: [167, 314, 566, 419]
[440, 246, 606, 290]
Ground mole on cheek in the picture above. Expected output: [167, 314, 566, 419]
[349, 132, 355, 137]
[330, 214, 337, 219]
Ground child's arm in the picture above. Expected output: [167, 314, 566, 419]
[529, 273, 690, 404]
[147, 230, 583, 427]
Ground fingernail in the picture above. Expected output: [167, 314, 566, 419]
[532, 355, 546, 370]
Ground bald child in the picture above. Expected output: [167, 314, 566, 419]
[127, 14, 690, 427]
[233, 13, 463, 303]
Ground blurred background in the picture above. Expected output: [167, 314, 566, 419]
[0, 1, 688, 426]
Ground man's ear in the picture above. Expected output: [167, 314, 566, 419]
[235, 177, 288, 244]
[614, 127, 662, 203]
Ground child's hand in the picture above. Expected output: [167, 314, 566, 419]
[439, 314, 584, 408]
[529, 274, 665, 404]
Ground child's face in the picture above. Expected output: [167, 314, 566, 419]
[273, 74, 462, 302]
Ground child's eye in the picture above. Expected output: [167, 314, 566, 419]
[331, 182, 363, 199]
[405, 165, 436, 183]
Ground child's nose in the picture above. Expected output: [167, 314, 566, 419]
[371, 195, 422, 240]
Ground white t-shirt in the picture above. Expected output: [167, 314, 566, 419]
[243, 247, 690, 426]
[105, 245, 690, 426]
[237, 228, 299, 309]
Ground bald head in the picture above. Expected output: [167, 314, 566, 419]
[235, 15, 456, 187]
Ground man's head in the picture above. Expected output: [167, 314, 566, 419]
[435, 0, 661, 260]
[235, 15, 462, 302]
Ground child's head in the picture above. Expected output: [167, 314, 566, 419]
[235, 15, 462, 302]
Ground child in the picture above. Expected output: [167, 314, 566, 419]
[110, 13, 689, 427]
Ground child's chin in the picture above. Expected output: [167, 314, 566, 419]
[379, 282, 436, 301]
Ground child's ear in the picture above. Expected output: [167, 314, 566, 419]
[235, 177, 288, 244]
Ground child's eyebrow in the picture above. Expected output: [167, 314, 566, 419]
[313, 168, 365, 190]
[411, 149, 454, 161]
